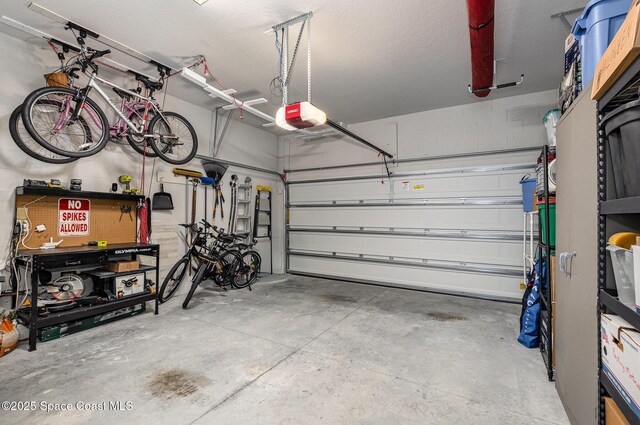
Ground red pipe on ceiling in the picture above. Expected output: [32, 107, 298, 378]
[466, 0, 495, 97]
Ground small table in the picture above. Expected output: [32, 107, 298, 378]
[14, 243, 160, 351]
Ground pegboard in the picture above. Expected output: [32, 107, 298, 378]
[16, 194, 138, 251]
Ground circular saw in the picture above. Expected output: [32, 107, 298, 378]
[48, 275, 84, 300]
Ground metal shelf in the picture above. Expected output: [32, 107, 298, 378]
[16, 186, 144, 201]
[601, 197, 640, 215]
[601, 371, 640, 425]
[17, 292, 156, 329]
[600, 289, 640, 330]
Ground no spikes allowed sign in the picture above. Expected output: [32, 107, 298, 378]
[58, 198, 90, 236]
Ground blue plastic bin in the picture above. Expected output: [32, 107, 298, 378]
[520, 177, 536, 212]
[572, 0, 632, 89]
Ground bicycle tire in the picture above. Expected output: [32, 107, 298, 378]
[22, 86, 110, 158]
[232, 250, 261, 289]
[148, 111, 198, 165]
[9, 104, 78, 164]
[158, 256, 189, 303]
[182, 261, 209, 309]
[126, 106, 158, 157]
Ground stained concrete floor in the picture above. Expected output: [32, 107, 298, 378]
[1, 275, 569, 425]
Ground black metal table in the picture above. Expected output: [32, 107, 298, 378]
[14, 243, 160, 351]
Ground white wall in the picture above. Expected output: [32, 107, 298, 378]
[0, 32, 284, 290]
[282, 89, 558, 300]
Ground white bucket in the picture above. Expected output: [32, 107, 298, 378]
[607, 245, 636, 308]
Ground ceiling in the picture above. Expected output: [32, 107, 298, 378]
[1, 0, 585, 129]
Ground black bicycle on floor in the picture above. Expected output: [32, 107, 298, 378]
[182, 228, 261, 309]
[158, 222, 212, 303]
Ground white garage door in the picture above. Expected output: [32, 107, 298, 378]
[286, 161, 535, 301]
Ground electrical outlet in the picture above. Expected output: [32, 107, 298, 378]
[17, 220, 29, 234]
[16, 207, 27, 220]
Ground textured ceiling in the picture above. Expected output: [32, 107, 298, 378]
[1, 0, 585, 127]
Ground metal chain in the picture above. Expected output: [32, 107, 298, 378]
[307, 17, 311, 102]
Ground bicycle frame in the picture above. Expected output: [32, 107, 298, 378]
[84, 73, 165, 137]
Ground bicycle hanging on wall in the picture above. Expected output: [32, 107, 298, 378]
[17, 29, 198, 165]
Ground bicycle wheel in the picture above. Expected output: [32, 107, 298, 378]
[158, 256, 189, 303]
[148, 111, 198, 165]
[126, 106, 158, 157]
[182, 262, 210, 309]
[9, 104, 78, 164]
[22, 86, 109, 157]
[231, 251, 261, 289]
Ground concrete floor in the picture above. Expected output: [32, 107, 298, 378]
[1, 275, 569, 425]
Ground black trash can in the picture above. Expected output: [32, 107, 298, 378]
[603, 98, 640, 198]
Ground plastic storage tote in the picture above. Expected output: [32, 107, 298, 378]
[607, 245, 636, 308]
[520, 177, 536, 212]
[572, 0, 632, 89]
[537, 199, 556, 247]
[603, 98, 640, 198]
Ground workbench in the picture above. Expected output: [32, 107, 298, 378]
[14, 243, 160, 351]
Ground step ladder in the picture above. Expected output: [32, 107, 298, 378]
[253, 185, 273, 273]
[233, 179, 253, 242]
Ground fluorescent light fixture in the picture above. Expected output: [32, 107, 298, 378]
[193, 0, 210, 5]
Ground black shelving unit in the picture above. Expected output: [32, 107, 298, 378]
[596, 58, 640, 425]
[13, 243, 160, 351]
[537, 145, 555, 382]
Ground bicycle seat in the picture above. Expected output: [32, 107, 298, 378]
[218, 234, 235, 244]
[135, 74, 164, 91]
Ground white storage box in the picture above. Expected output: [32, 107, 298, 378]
[607, 245, 636, 308]
[601, 314, 640, 419]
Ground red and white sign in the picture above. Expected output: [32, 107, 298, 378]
[58, 198, 90, 236]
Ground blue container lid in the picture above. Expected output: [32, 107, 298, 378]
[572, 0, 632, 37]
[520, 178, 536, 184]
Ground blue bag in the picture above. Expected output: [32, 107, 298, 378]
[518, 259, 546, 348]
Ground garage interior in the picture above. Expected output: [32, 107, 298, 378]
[0, 1, 639, 424]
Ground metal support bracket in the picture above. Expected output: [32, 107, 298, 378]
[551, 8, 583, 34]
[468, 59, 524, 94]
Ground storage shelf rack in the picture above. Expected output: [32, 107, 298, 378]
[537, 145, 555, 382]
[596, 56, 640, 425]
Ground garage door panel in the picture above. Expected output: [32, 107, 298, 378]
[290, 206, 523, 231]
[289, 233, 521, 266]
[288, 256, 521, 300]
[289, 171, 524, 202]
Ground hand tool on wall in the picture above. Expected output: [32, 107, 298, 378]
[199, 177, 216, 223]
[152, 184, 174, 211]
[228, 175, 239, 233]
[172, 168, 203, 246]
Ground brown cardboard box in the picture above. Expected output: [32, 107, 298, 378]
[103, 260, 140, 273]
[605, 397, 631, 425]
[552, 301, 556, 369]
[592, 1, 640, 100]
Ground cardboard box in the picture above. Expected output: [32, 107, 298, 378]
[552, 300, 556, 369]
[592, 1, 640, 100]
[551, 255, 557, 302]
[605, 397, 631, 425]
[103, 260, 140, 273]
[601, 314, 640, 419]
